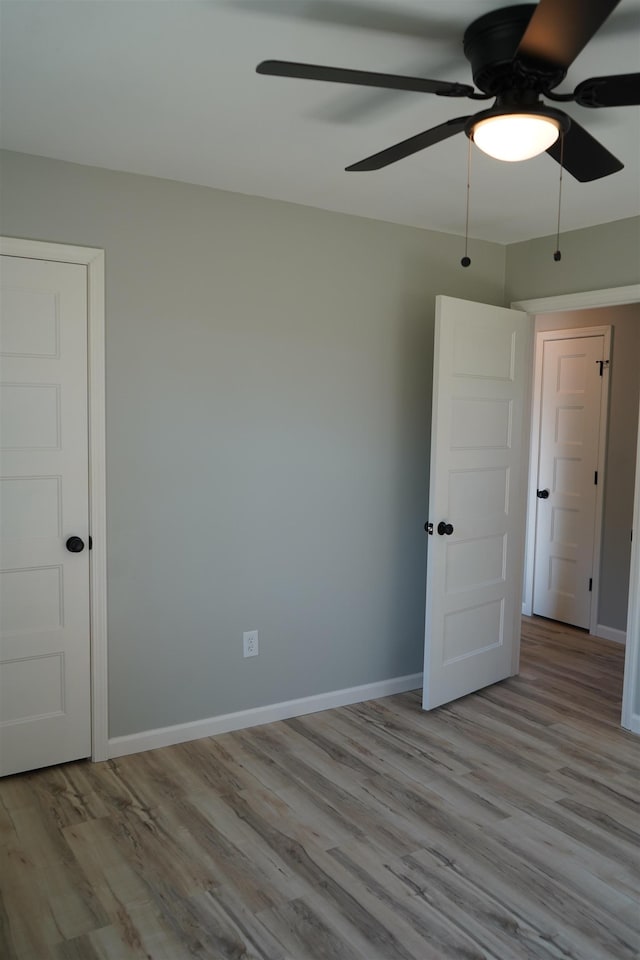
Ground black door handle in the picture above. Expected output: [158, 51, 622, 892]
[536, 489, 550, 499]
[66, 536, 85, 553]
[437, 521, 454, 536]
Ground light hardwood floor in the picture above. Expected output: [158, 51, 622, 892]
[1, 617, 638, 959]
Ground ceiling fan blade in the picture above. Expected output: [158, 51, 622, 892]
[516, 0, 622, 70]
[547, 120, 623, 181]
[574, 73, 640, 107]
[242, 2, 462, 42]
[256, 61, 475, 97]
[346, 116, 471, 171]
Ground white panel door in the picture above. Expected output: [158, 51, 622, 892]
[532, 335, 606, 628]
[0, 255, 91, 775]
[423, 296, 531, 710]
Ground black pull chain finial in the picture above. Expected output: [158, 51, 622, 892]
[553, 131, 564, 262]
[461, 137, 472, 267]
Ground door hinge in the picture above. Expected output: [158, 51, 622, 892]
[596, 359, 610, 376]
[594, 471, 598, 485]
[589, 577, 593, 592]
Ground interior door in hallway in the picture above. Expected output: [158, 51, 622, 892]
[0, 254, 91, 776]
[532, 332, 608, 629]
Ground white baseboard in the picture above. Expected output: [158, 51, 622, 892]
[107, 672, 423, 760]
[594, 624, 626, 645]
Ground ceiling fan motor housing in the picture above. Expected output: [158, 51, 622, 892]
[463, 4, 567, 96]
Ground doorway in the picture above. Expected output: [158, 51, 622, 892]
[523, 304, 639, 640]
[513, 286, 640, 735]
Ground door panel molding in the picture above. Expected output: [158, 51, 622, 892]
[1, 237, 107, 761]
[512, 284, 640, 736]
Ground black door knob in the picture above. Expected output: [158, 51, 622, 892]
[437, 521, 454, 536]
[66, 536, 85, 553]
[536, 489, 550, 499]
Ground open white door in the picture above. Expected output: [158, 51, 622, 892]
[423, 296, 531, 710]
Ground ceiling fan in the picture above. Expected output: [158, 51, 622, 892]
[256, 0, 640, 181]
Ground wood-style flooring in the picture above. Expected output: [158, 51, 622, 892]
[1, 617, 638, 959]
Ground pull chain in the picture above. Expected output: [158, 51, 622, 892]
[553, 131, 564, 262]
[461, 136, 472, 267]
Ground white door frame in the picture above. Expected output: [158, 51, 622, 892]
[1, 237, 108, 761]
[512, 284, 640, 735]
[524, 324, 612, 634]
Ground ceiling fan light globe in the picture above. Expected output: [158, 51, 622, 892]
[471, 114, 560, 162]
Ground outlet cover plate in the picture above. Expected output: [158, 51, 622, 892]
[243, 630, 259, 658]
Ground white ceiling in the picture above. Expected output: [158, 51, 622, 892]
[1, 0, 639, 243]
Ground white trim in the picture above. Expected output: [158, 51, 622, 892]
[1, 237, 108, 761]
[108, 673, 423, 759]
[594, 624, 626, 645]
[523, 325, 611, 635]
[622, 390, 640, 731]
[0, 238, 104, 266]
[87, 253, 108, 761]
[513, 285, 640, 315]
[512, 285, 640, 737]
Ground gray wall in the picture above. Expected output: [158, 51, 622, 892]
[534, 305, 640, 631]
[505, 217, 640, 302]
[3, 151, 638, 738]
[0, 150, 507, 737]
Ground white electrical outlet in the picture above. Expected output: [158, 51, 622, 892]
[243, 630, 259, 658]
